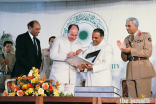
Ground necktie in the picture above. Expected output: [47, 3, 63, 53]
[33, 37, 38, 55]
[131, 34, 134, 41]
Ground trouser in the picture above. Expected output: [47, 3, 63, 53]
[127, 78, 151, 98]
[0, 74, 11, 93]
[59, 83, 75, 95]
[40, 66, 51, 79]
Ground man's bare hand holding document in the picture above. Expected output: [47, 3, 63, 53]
[65, 49, 101, 71]
[65, 52, 93, 66]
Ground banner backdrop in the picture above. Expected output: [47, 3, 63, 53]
[0, 0, 156, 97]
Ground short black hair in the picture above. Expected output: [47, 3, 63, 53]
[3, 41, 13, 47]
[49, 36, 56, 42]
[27, 20, 39, 29]
[68, 24, 79, 32]
[93, 28, 104, 37]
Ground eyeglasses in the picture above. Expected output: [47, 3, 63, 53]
[5, 45, 13, 48]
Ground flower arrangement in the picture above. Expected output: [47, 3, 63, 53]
[1, 67, 73, 97]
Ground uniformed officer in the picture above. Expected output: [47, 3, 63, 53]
[117, 17, 156, 97]
[0, 41, 16, 92]
[40, 36, 56, 79]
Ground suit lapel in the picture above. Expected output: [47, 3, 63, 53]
[128, 35, 132, 43]
[133, 30, 141, 42]
[127, 35, 132, 48]
[26, 32, 34, 46]
[26, 32, 37, 56]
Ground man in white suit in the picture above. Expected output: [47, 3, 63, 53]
[49, 24, 82, 95]
[78, 28, 113, 86]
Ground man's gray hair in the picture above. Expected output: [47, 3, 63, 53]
[126, 17, 139, 27]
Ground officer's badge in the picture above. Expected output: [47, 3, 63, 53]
[138, 32, 141, 36]
[148, 38, 152, 42]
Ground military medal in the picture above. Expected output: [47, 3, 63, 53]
[136, 39, 140, 43]
[136, 39, 144, 43]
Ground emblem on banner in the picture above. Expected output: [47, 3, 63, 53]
[61, 11, 108, 50]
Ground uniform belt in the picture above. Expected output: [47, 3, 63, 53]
[128, 56, 148, 61]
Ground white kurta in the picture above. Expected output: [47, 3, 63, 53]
[49, 36, 82, 85]
[84, 40, 113, 86]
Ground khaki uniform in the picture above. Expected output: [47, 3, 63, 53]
[121, 31, 156, 97]
[40, 48, 53, 79]
[0, 53, 16, 92]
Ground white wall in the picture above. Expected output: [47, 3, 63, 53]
[0, 0, 156, 97]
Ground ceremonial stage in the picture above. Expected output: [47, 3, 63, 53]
[0, 1, 156, 103]
[0, 96, 156, 104]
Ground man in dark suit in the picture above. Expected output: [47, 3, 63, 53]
[12, 20, 42, 77]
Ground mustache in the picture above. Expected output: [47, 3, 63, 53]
[93, 41, 97, 42]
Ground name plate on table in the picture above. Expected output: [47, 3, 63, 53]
[75, 86, 120, 97]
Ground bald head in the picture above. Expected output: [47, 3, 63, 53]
[67, 25, 79, 42]
[28, 21, 41, 37]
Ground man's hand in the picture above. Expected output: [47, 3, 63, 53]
[77, 65, 84, 72]
[67, 52, 76, 58]
[81, 63, 93, 70]
[76, 49, 83, 55]
[38, 69, 40, 73]
[117, 40, 131, 53]
[3, 59, 9, 64]
[117, 40, 126, 50]
[121, 44, 131, 53]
